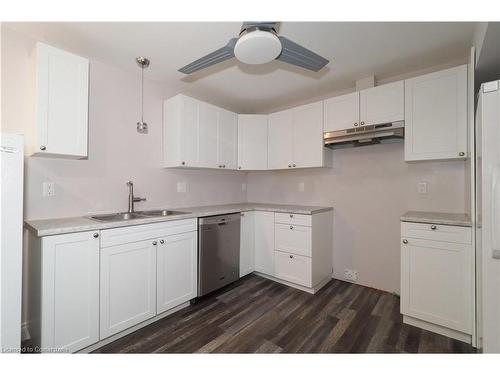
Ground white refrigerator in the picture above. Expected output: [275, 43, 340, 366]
[0, 133, 23, 353]
[476, 80, 500, 353]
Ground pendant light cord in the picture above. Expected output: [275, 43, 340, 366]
[141, 65, 144, 123]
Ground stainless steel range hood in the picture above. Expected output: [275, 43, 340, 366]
[324, 121, 404, 149]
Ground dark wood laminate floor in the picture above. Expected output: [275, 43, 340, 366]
[93, 275, 476, 354]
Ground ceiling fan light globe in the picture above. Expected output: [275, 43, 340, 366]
[234, 30, 282, 65]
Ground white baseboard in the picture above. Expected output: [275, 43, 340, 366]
[253, 272, 332, 294]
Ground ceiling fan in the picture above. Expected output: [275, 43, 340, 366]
[178, 22, 329, 74]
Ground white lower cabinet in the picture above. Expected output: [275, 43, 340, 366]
[274, 251, 312, 288]
[157, 231, 197, 314]
[27, 230, 99, 353]
[100, 239, 157, 339]
[239, 211, 255, 277]
[400, 222, 473, 341]
[254, 211, 275, 275]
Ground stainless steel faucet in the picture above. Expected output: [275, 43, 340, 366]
[126, 180, 146, 213]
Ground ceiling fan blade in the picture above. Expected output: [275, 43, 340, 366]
[178, 38, 237, 74]
[276, 36, 329, 72]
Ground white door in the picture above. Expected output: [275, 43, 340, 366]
[240, 211, 255, 277]
[198, 102, 219, 168]
[293, 101, 324, 168]
[35, 42, 89, 159]
[401, 237, 472, 334]
[268, 109, 294, 169]
[323, 92, 360, 132]
[237, 115, 268, 170]
[254, 211, 275, 275]
[404, 65, 468, 161]
[359, 80, 404, 126]
[41, 231, 99, 353]
[157, 231, 197, 314]
[100, 239, 157, 339]
[218, 109, 238, 169]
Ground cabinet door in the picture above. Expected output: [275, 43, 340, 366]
[401, 237, 472, 334]
[240, 211, 255, 277]
[237, 115, 268, 170]
[323, 92, 360, 132]
[293, 101, 324, 168]
[404, 65, 468, 161]
[268, 109, 294, 169]
[274, 251, 312, 288]
[157, 231, 197, 314]
[359, 80, 404, 126]
[100, 239, 157, 339]
[35, 43, 89, 159]
[218, 109, 238, 169]
[254, 211, 275, 275]
[41, 231, 99, 353]
[198, 102, 219, 168]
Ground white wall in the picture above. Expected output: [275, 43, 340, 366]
[1, 26, 246, 221]
[247, 144, 467, 293]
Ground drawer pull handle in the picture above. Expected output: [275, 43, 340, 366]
[290, 225, 293, 230]
[160, 239, 165, 244]
[430, 225, 437, 230]
[93, 232, 99, 238]
[289, 214, 293, 218]
[152, 241, 157, 246]
[289, 255, 294, 259]
[402, 239, 408, 244]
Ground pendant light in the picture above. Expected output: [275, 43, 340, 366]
[136, 56, 150, 134]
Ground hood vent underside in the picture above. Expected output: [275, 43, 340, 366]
[324, 121, 404, 149]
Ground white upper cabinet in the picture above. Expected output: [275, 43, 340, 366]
[237, 115, 268, 170]
[217, 109, 238, 169]
[34, 42, 89, 159]
[268, 108, 294, 169]
[404, 64, 468, 161]
[324, 92, 360, 132]
[163, 95, 238, 169]
[268, 101, 329, 170]
[359, 80, 404, 126]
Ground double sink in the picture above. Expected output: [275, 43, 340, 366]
[89, 209, 190, 222]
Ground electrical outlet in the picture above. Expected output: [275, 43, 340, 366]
[242, 183, 247, 192]
[42, 182, 55, 197]
[344, 269, 358, 282]
[177, 182, 187, 193]
[418, 182, 428, 194]
[298, 182, 305, 192]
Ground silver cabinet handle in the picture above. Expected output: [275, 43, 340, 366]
[238, 166, 242, 169]
[430, 225, 437, 230]
[360, 121, 365, 125]
[152, 241, 157, 246]
[289, 214, 294, 218]
[40, 145, 46, 151]
[290, 225, 293, 230]
[288, 164, 292, 168]
[241, 213, 244, 217]
[160, 239, 164, 244]
[93, 232, 99, 238]
[459, 152, 465, 157]
[181, 161, 185, 166]
[292, 164, 296, 167]
[289, 255, 294, 259]
[354, 122, 358, 127]
[402, 239, 408, 244]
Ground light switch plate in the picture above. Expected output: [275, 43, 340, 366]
[177, 182, 187, 193]
[42, 182, 55, 197]
[418, 182, 428, 194]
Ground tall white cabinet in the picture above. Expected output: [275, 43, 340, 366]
[27, 230, 100, 353]
[34, 42, 89, 159]
[404, 64, 468, 161]
[163, 95, 237, 169]
[237, 115, 268, 170]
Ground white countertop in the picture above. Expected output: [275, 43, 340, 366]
[25, 202, 333, 237]
[400, 210, 472, 227]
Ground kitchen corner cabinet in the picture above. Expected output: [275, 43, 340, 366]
[26, 230, 99, 353]
[268, 101, 330, 170]
[237, 115, 268, 170]
[34, 42, 89, 159]
[254, 211, 275, 275]
[404, 64, 468, 161]
[324, 92, 360, 132]
[163, 95, 237, 169]
[239, 211, 255, 277]
[400, 222, 473, 342]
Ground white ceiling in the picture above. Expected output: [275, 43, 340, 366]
[6, 22, 476, 113]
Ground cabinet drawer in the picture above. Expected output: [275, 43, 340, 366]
[275, 212, 311, 226]
[274, 251, 312, 288]
[275, 223, 312, 257]
[401, 222, 471, 244]
[101, 219, 197, 247]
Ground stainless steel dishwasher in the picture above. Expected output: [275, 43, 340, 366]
[198, 213, 240, 297]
